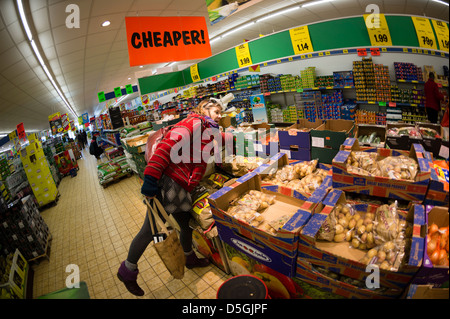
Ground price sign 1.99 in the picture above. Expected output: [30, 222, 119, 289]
[235, 43, 253, 68]
[364, 13, 393, 46]
[431, 19, 449, 52]
[411, 17, 437, 50]
[289, 25, 314, 55]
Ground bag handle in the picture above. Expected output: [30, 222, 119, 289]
[144, 197, 180, 235]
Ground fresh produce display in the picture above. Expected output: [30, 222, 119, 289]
[227, 190, 276, 227]
[346, 152, 418, 181]
[358, 132, 382, 145]
[419, 127, 441, 138]
[317, 200, 413, 271]
[386, 126, 421, 138]
[262, 159, 329, 194]
[426, 223, 449, 266]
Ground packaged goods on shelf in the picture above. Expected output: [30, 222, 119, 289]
[340, 101, 357, 120]
[353, 58, 376, 101]
[0, 249, 29, 299]
[298, 189, 425, 298]
[356, 124, 386, 147]
[300, 67, 316, 88]
[97, 156, 132, 187]
[374, 64, 391, 102]
[394, 62, 423, 81]
[315, 75, 334, 88]
[208, 171, 328, 277]
[294, 91, 322, 122]
[319, 90, 342, 120]
[333, 71, 354, 87]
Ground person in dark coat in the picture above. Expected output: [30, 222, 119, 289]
[89, 135, 103, 159]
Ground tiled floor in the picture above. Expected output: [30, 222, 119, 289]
[32, 147, 231, 299]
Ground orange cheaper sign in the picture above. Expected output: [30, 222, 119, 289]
[125, 16, 212, 67]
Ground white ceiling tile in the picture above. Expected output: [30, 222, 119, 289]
[7, 20, 27, 45]
[51, 19, 89, 45]
[0, 0, 19, 26]
[32, 7, 51, 33]
[0, 28, 14, 54]
[55, 37, 86, 56]
[30, 0, 48, 12]
[90, 0, 133, 17]
[0, 47, 23, 71]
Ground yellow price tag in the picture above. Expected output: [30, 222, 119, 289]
[411, 17, 437, 50]
[8, 131, 16, 141]
[289, 25, 314, 55]
[235, 43, 253, 67]
[364, 13, 393, 46]
[431, 19, 449, 52]
[190, 64, 200, 82]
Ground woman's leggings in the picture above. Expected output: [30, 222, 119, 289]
[126, 209, 192, 265]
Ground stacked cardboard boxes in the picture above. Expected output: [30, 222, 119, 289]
[19, 137, 58, 207]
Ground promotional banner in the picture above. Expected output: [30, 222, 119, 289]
[16, 123, 26, 140]
[48, 112, 63, 135]
[60, 113, 71, 133]
[125, 16, 212, 66]
[251, 94, 268, 123]
[81, 113, 89, 124]
[207, 0, 263, 25]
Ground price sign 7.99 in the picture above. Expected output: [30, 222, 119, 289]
[364, 13, 393, 46]
[411, 17, 437, 50]
[289, 26, 314, 55]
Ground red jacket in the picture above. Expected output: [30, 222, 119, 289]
[144, 113, 231, 192]
[424, 78, 444, 111]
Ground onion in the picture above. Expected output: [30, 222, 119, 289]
[437, 250, 447, 266]
[427, 239, 437, 256]
[430, 249, 440, 265]
[428, 223, 439, 235]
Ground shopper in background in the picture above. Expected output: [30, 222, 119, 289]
[76, 130, 85, 149]
[88, 133, 103, 160]
[81, 129, 88, 149]
[424, 72, 444, 124]
[117, 96, 233, 296]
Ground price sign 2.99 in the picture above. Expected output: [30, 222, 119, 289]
[289, 26, 314, 55]
[364, 13, 393, 46]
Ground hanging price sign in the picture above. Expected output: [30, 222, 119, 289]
[431, 19, 449, 52]
[235, 43, 253, 67]
[97, 91, 106, 103]
[190, 64, 201, 82]
[364, 13, 392, 46]
[289, 26, 314, 55]
[411, 17, 437, 50]
[114, 87, 123, 98]
[125, 84, 134, 94]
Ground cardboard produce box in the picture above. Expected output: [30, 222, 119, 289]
[411, 205, 449, 286]
[278, 119, 323, 150]
[296, 259, 403, 299]
[253, 153, 332, 202]
[424, 158, 449, 207]
[355, 124, 386, 148]
[417, 122, 443, 159]
[232, 123, 272, 157]
[385, 123, 422, 151]
[298, 189, 426, 291]
[404, 284, 449, 299]
[310, 119, 355, 164]
[332, 139, 431, 202]
[208, 172, 326, 277]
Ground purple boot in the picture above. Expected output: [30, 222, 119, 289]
[117, 261, 144, 296]
[185, 251, 210, 269]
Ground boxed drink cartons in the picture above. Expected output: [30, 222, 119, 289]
[298, 189, 425, 292]
[332, 139, 431, 202]
[424, 158, 449, 207]
[208, 172, 327, 277]
[411, 205, 449, 286]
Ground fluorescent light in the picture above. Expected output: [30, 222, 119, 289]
[256, 6, 300, 22]
[17, 0, 33, 41]
[139, 65, 144, 68]
[101, 20, 111, 27]
[16, 0, 77, 118]
[165, 62, 175, 67]
[221, 21, 256, 38]
[432, 0, 449, 6]
[302, 0, 334, 8]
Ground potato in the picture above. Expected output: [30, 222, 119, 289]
[338, 218, 348, 229]
[377, 250, 386, 262]
[357, 225, 366, 235]
[348, 218, 356, 230]
[379, 261, 391, 270]
[335, 224, 345, 235]
[345, 231, 352, 242]
[334, 233, 346, 242]
[366, 232, 374, 245]
[367, 248, 378, 259]
[353, 213, 361, 222]
[363, 218, 372, 226]
[366, 223, 373, 233]
[356, 219, 364, 228]
[351, 238, 360, 248]
[358, 243, 367, 250]
[345, 213, 353, 222]
[383, 241, 395, 252]
[342, 206, 350, 214]
[360, 232, 367, 243]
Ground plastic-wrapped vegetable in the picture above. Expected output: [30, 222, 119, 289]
[378, 155, 418, 181]
[373, 202, 399, 245]
[359, 239, 406, 271]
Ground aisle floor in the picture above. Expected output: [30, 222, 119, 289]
[32, 148, 231, 299]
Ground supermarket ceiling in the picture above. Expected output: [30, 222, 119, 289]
[0, 0, 449, 135]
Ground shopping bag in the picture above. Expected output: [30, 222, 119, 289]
[144, 198, 185, 279]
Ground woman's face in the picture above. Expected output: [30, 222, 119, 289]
[205, 105, 222, 123]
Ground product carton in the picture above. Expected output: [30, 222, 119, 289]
[253, 153, 332, 202]
[332, 139, 431, 202]
[404, 284, 449, 299]
[424, 159, 449, 207]
[298, 189, 426, 290]
[208, 172, 325, 277]
[355, 124, 386, 148]
[411, 205, 449, 286]
[385, 123, 422, 151]
[296, 259, 404, 298]
[310, 119, 355, 150]
[417, 122, 443, 158]
[278, 119, 324, 150]
[232, 123, 272, 157]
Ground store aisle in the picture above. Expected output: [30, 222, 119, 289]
[32, 148, 230, 299]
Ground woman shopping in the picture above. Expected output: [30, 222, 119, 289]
[117, 94, 234, 296]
